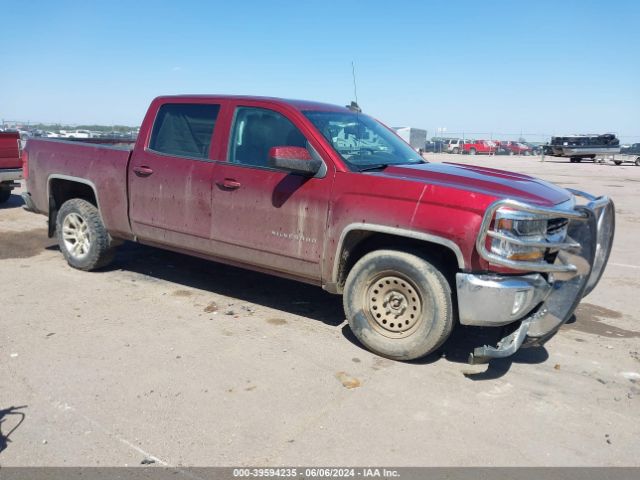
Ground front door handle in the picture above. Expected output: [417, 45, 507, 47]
[217, 178, 241, 190]
[133, 165, 154, 177]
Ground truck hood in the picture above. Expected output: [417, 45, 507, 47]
[376, 162, 571, 206]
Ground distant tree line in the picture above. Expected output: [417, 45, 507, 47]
[28, 123, 138, 133]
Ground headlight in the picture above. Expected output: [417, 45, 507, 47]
[490, 209, 568, 262]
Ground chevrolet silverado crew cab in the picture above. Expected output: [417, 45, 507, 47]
[0, 131, 23, 203]
[22, 95, 615, 363]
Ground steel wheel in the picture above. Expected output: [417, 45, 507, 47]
[343, 249, 453, 361]
[62, 212, 91, 260]
[365, 273, 423, 338]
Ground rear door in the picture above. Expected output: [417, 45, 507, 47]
[210, 104, 333, 282]
[129, 101, 223, 250]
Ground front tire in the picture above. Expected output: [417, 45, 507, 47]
[56, 198, 115, 271]
[469, 148, 477, 155]
[343, 250, 453, 361]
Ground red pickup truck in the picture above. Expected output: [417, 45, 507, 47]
[0, 131, 22, 203]
[22, 95, 615, 363]
[463, 140, 497, 155]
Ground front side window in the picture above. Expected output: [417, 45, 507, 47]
[149, 103, 220, 159]
[229, 107, 308, 168]
[303, 111, 424, 171]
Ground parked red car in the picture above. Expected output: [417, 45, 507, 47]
[0, 131, 22, 203]
[22, 95, 615, 363]
[462, 139, 497, 155]
[502, 141, 532, 156]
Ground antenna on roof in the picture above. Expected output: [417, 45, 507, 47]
[346, 61, 362, 112]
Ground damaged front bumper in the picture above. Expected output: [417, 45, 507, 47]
[458, 190, 615, 364]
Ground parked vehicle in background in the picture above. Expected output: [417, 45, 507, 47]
[444, 138, 464, 154]
[60, 129, 93, 139]
[393, 127, 427, 152]
[0, 131, 22, 203]
[22, 94, 615, 364]
[493, 140, 504, 154]
[547, 134, 620, 162]
[524, 143, 543, 155]
[502, 141, 532, 156]
[423, 140, 446, 153]
[463, 139, 497, 155]
[612, 143, 640, 166]
[620, 143, 640, 155]
[18, 130, 32, 141]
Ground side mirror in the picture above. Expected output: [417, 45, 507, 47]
[268, 146, 321, 176]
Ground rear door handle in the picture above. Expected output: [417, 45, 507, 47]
[217, 178, 241, 190]
[133, 165, 154, 177]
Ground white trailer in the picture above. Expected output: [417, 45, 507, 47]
[393, 127, 427, 152]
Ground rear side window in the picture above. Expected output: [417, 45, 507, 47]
[149, 103, 220, 159]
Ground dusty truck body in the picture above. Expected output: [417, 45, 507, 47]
[22, 95, 615, 363]
[0, 131, 23, 203]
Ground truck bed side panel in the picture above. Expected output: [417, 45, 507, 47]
[25, 139, 133, 238]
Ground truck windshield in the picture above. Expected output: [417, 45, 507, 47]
[303, 111, 424, 171]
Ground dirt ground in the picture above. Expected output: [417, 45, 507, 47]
[1, 154, 639, 467]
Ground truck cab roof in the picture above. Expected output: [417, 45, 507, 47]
[154, 95, 350, 113]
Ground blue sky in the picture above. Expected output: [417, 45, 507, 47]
[1, 0, 639, 141]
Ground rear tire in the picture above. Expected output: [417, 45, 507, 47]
[614, 160, 623, 166]
[469, 148, 477, 155]
[0, 187, 11, 204]
[343, 249, 453, 361]
[56, 198, 115, 271]
[635, 157, 640, 166]
[452, 147, 459, 154]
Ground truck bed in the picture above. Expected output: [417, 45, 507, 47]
[25, 138, 133, 238]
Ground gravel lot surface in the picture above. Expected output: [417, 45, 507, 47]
[1, 154, 638, 466]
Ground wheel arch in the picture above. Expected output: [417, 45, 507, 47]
[329, 224, 465, 294]
[47, 175, 101, 238]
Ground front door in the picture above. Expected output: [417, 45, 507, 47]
[210, 106, 333, 282]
